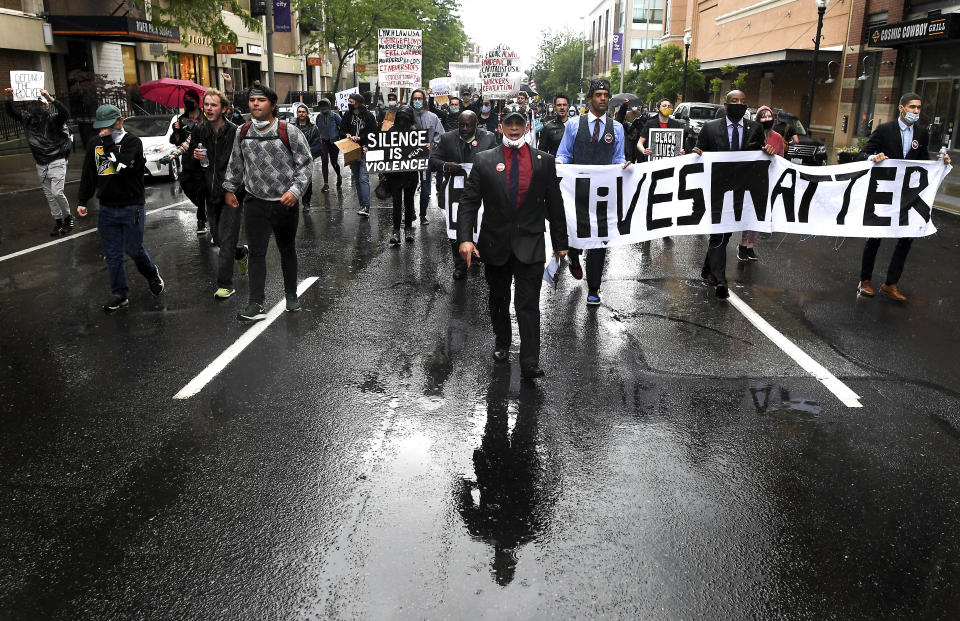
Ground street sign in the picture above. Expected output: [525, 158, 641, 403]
[307, 57, 322, 67]
[577, 91, 585, 99]
[216, 42, 237, 54]
[612, 33, 623, 65]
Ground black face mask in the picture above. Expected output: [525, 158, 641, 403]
[761, 120, 774, 130]
[395, 117, 413, 131]
[184, 100, 197, 111]
[726, 103, 747, 122]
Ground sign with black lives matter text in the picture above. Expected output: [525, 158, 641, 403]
[365, 129, 430, 173]
[648, 128, 684, 161]
[481, 44, 523, 98]
[557, 154, 948, 249]
[378, 29, 422, 89]
[10, 71, 44, 102]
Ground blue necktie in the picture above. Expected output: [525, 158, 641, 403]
[509, 148, 520, 209]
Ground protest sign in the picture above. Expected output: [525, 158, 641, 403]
[335, 87, 358, 111]
[10, 70, 44, 102]
[449, 62, 481, 89]
[443, 163, 481, 242]
[429, 77, 451, 97]
[444, 155, 949, 246]
[481, 45, 522, 98]
[365, 129, 430, 173]
[648, 128, 684, 161]
[378, 29, 422, 89]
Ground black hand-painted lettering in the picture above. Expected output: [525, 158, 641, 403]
[864, 166, 896, 226]
[575, 177, 591, 238]
[676, 163, 706, 226]
[797, 172, 833, 223]
[833, 169, 869, 224]
[770, 169, 796, 222]
[596, 185, 609, 237]
[899, 166, 931, 224]
[709, 161, 771, 224]
[646, 167, 673, 230]
[618, 172, 646, 235]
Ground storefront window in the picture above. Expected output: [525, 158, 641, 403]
[853, 51, 882, 137]
[121, 46, 138, 85]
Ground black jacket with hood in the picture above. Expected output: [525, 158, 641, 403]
[6, 99, 72, 165]
[185, 118, 240, 205]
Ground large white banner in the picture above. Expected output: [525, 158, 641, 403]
[444, 163, 481, 242]
[378, 29, 422, 89]
[480, 45, 522, 98]
[444, 154, 949, 247]
[449, 62, 481, 89]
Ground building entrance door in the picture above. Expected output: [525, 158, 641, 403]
[917, 79, 957, 151]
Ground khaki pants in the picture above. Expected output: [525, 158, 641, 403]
[37, 158, 70, 219]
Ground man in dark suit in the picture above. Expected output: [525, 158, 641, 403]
[431, 110, 499, 280]
[857, 92, 950, 301]
[458, 105, 569, 379]
[693, 89, 777, 299]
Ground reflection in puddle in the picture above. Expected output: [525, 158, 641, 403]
[749, 383, 821, 416]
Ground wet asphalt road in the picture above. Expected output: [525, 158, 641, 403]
[1, 163, 959, 620]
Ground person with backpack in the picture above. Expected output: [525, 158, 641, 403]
[313, 98, 342, 192]
[3, 87, 74, 236]
[223, 82, 313, 322]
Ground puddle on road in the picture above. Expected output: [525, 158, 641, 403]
[748, 383, 821, 416]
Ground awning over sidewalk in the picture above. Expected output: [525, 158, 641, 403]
[700, 48, 842, 71]
[49, 16, 180, 44]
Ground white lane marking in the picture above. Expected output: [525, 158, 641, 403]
[0, 199, 192, 263]
[728, 291, 862, 408]
[173, 277, 320, 400]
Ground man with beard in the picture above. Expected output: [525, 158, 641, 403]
[430, 110, 498, 279]
[291, 102, 323, 212]
[555, 78, 630, 307]
[537, 93, 570, 156]
[3, 88, 74, 236]
[693, 89, 776, 300]
[457, 105, 569, 379]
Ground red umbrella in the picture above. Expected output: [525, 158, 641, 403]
[139, 78, 206, 109]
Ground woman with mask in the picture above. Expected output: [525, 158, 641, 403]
[313, 98, 342, 192]
[737, 105, 785, 262]
[385, 105, 421, 246]
[478, 97, 499, 133]
[339, 92, 378, 216]
[170, 89, 207, 235]
[409, 88, 443, 225]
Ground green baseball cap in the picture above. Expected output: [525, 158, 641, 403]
[93, 104, 122, 128]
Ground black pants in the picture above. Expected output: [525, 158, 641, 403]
[860, 238, 913, 285]
[568, 247, 607, 291]
[302, 180, 313, 209]
[244, 196, 299, 304]
[180, 171, 206, 223]
[485, 255, 542, 371]
[702, 233, 733, 286]
[206, 198, 246, 289]
[392, 185, 416, 230]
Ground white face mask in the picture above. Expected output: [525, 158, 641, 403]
[502, 134, 525, 148]
[252, 118, 273, 130]
[110, 129, 126, 142]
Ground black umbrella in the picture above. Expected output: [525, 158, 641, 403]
[610, 93, 641, 109]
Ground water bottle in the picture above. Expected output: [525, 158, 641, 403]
[197, 143, 209, 168]
[938, 145, 948, 161]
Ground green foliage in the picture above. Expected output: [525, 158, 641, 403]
[296, 0, 466, 92]
[530, 30, 594, 100]
[625, 45, 705, 104]
[145, 0, 261, 46]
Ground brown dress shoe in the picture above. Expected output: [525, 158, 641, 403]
[880, 283, 907, 301]
[858, 280, 875, 297]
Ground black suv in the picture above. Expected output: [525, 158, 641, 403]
[747, 108, 827, 165]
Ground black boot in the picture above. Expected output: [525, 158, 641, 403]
[50, 219, 64, 237]
[62, 215, 75, 233]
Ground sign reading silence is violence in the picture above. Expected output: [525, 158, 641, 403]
[364, 129, 430, 173]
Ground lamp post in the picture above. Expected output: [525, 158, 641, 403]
[580, 15, 586, 107]
[805, 0, 828, 130]
[681, 31, 692, 103]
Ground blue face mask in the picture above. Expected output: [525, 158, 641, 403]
[412, 100, 423, 110]
[449, 106, 460, 114]
[904, 111, 920, 124]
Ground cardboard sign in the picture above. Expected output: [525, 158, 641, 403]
[434, 95, 449, 106]
[335, 87, 359, 112]
[10, 70, 44, 102]
[481, 45, 522, 98]
[378, 28, 422, 89]
[648, 128, 684, 160]
[429, 77, 451, 97]
[364, 129, 430, 173]
[381, 110, 396, 131]
[335, 138, 362, 164]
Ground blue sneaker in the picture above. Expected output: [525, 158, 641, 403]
[586, 291, 601, 306]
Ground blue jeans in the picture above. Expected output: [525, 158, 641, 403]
[419, 167, 432, 218]
[350, 155, 370, 207]
[97, 204, 157, 297]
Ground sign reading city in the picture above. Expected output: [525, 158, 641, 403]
[612, 33, 624, 65]
[273, 0, 291, 32]
[10, 71, 44, 102]
[647, 128, 684, 160]
[481, 44, 523, 98]
[364, 129, 430, 173]
[378, 28, 422, 89]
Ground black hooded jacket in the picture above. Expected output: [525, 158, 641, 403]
[5, 99, 72, 165]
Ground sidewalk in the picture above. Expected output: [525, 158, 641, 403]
[0, 148, 85, 195]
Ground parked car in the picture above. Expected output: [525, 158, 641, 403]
[746, 108, 827, 165]
[123, 115, 180, 179]
[672, 102, 724, 138]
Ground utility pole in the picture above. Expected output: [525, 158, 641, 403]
[265, 0, 276, 87]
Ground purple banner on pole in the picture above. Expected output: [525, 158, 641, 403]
[273, 0, 291, 32]
[612, 32, 623, 65]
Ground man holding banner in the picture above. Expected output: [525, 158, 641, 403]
[693, 89, 775, 300]
[458, 105, 568, 379]
[432, 110, 498, 279]
[555, 78, 629, 307]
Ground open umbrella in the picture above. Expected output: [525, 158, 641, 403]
[139, 78, 206, 109]
[610, 93, 642, 109]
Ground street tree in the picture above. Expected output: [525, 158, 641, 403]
[635, 45, 706, 104]
[530, 30, 594, 100]
[147, 0, 261, 46]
